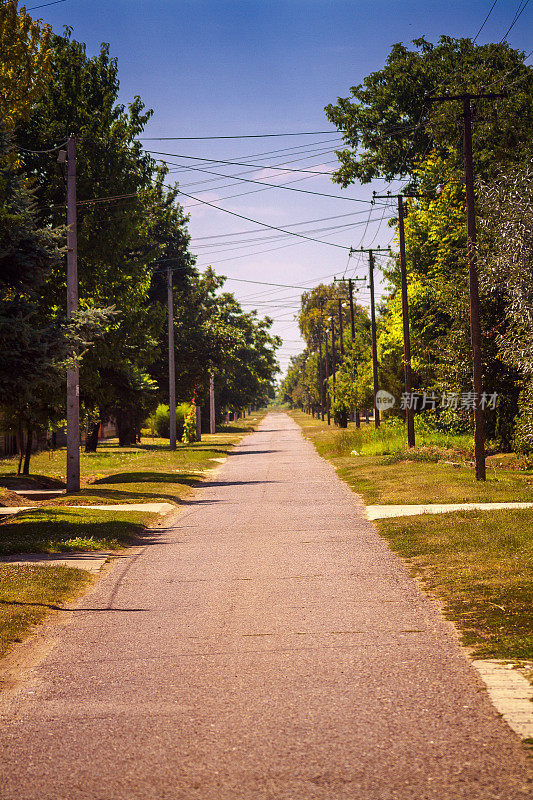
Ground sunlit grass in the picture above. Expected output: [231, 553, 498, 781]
[0, 564, 91, 658]
[292, 410, 533, 505]
[378, 509, 533, 659]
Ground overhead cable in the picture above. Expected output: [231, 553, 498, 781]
[140, 131, 339, 140]
[473, 0, 500, 41]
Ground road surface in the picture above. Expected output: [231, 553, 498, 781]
[0, 412, 530, 799]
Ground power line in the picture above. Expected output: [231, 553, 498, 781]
[174, 167, 338, 209]
[27, 0, 67, 8]
[173, 173, 378, 207]
[140, 131, 339, 140]
[148, 150, 335, 175]
[190, 209, 375, 241]
[168, 149, 338, 190]
[17, 140, 67, 154]
[473, 0, 500, 41]
[499, 0, 531, 41]
[193, 217, 393, 256]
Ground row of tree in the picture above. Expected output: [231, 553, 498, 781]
[0, 2, 280, 471]
[279, 36, 533, 456]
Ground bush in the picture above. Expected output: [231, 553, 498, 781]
[183, 403, 199, 444]
[150, 403, 190, 441]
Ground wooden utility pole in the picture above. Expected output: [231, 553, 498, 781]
[209, 375, 215, 434]
[167, 266, 177, 450]
[397, 196, 415, 447]
[354, 247, 390, 428]
[426, 93, 504, 480]
[318, 334, 325, 421]
[324, 328, 330, 425]
[338, 298, 344, 357]
[368, 251, 379, 428]
[373, 193, 415, 447]
[330, 318, 336, 390]
[65, 136, 80, 492]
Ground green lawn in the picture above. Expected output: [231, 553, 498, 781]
[377, 509, 533, 660]
[0, 564, 91, 659]
[0, 415, 264, 507]
[291, 410, 533, 662]
[291, 410, 533, 505]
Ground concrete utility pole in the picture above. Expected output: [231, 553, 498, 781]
[65, 135, 80, 492]
[426, 93, 505, 480]
[354, 247, 390, 428]
[209, 375, 216, 434]
[196, 404, 202, 441]
[373, 193, 415, 447]
[167, 266, 176, 450]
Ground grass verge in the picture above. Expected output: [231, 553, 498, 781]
[291, 410, 533, 663]
[0, 508, 158, 555]
[377, 509, 533, 659]
[0, 415, 264, 507]
[291, 411, 533, 505]
[0, 564, 91, 658]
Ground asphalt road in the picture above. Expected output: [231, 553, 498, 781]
[0, 412, 530, 799]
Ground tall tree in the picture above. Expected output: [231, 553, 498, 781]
[0, 0, 52, 127]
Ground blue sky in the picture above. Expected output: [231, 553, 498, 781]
[30, 0, 532, 374]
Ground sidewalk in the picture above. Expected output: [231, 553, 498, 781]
[0, 412, 530, 799]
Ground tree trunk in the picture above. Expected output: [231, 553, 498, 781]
[17, 422, 24, 475]
[85, 420, 101, 453]
[355, 409, 361, 429]
[22, 426, 33, 475]
[117, 412, 135, 446]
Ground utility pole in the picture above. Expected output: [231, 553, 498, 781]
[324, 328, 330, 425]
[65, 135, 79, 492]
[330, 318, 336, 389]
[426, 93, 504, 480]
[335, 274, 365, 425]
[354, 247, 390, 428]
[209, 374, 215, 434]
[318, 333, 325, 420]
[338, 298, 344, 357]
[167, 266, 177, 450]
[373, 193, 415, 447]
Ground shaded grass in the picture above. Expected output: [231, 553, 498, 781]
[292, 411, 533, 505]
[0, 509, 158, 555]
[0, 564, 91, 657]
[377, 509, 533, 659]
[0, 414, 264, 507]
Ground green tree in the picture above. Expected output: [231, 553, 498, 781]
[325, 37, 532, 188]
[0, 1, 52, 127]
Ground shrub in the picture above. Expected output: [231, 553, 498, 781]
[150, 403, 190, 441]
[153, 404, 170, 438]
[183, 403, 199, 444]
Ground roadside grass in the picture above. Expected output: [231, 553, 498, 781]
[0, 508, 158, 555]
[291, 411, 533, 505]
[376, 509, 533, 660]
[0, 564, 91, 658]
[0, 415, 264, 507]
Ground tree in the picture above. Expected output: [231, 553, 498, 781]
[0, 1, 52, 127]
[479, 163, 533, 456]
[325, 37, 532, 189]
